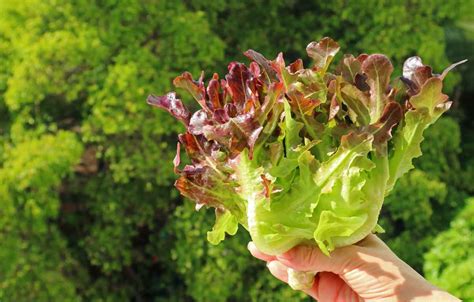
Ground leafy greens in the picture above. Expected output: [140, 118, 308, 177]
[148, 37, 464, 288]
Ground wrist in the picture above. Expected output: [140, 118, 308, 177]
[430, 289, 460, 302]
[411, 289, 460, 302]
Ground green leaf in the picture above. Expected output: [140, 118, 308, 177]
[387, 77, 451, 193]
[386, 110, 428, 193]
[340, 84, 371, 125]
[207, 209, 239, 245]
[314, 211, 368, 255]
[293, 69, 327, 102]
[314, 132, 373, 190]
[283, 100, 304, 158]
[409, 77, 450, 121]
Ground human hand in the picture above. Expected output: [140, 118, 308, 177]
[248, 234, 459, 302]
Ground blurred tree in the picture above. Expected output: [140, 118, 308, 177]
[424, 197, 474, 301]
[0, 0, 471, 301]
[187, 0, 464, 89]
[0, 0, 225, 300]
[0, 132, 83, 301]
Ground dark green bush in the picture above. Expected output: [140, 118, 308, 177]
[424, 198, 474, 301]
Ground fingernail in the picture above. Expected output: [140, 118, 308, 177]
[267, 260, 278, 271]
[247, 241, 255, 251]
[267, 260, 284, 271]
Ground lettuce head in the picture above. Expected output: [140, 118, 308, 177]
[147, 37, 464, 289]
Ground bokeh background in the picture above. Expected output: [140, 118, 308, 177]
[0, 0, 473, 301]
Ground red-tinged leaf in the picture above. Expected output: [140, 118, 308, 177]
[340, 84, 371, 125]
[306, 37, 340, 71]
[243, 96, 255, 114]
[249, 61, 261, 78]
[231, 114, 263, 157]
[327, 79, 337, 94]
[243, 49, 277, 81]
[412, 66, 433, 87]
[207, 73, 222, 109]
[271, 52, 298, 90]
[178, 133, 201, 160]
[340, 131, 372, 151]
[328, 94, 340, 121]
[288, 59, 304, 73]
[175, 168, 220, 207]
[173, 142, 181, 173]
[213, 108, 229, 123]
[401, 56, 437, 96]
[147, 92, 191, 126]
[409, 77, 450, 121]
[367, 102, 403, 154]
[411, 67, 433, 96]
[268, 141, 283, 166]
[287, 90, 320, 115]
[225, 62, 252, 107]
[331, 124, 353, 141]
[259, 82, 284, 123]
[196, 107, 262, 160]
[220, 79, 230, 103]
[295, 69, 327, 101]
[357, 54, 369, 64]
[401, 56, 459, 92]
[173, 72, 206, 107]
[245, 76, 262, 112]
[198, 70, 205, 84]
[361, 54, 393, 123]
[228, 135, 247, 159]
[339, 54, 361, 83]
[261, 174, 272, 198]
[178, 133, 226, 177]
[175, 176, 201, 201]
[202, 126, 232, 151]
[354, 73, 370, 92]
[189, 110, 212, 135]
[247, 126, 263, 159]
[225, 103, 238, 118]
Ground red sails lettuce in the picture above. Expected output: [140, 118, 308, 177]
[148, 38, 465, 290]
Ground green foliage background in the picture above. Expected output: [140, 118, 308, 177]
[0, 0, 473, 301]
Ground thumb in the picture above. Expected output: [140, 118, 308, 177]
[276, 244, 356, 274]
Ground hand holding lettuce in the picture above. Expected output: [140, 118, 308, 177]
[148, 37, 465, 290]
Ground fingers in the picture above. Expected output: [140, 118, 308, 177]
[316, 272, 362, 302]
[276, 244, 356, 274]
[248, 242, 320, 300]
[249, 240, 356, 274]
[267, 261, 319, 300]
[267, 261, 289, 282]
[248, 240, 362, 300]
[247, 242, 276, 262]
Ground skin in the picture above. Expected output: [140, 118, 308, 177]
[248, 234, 460, 302]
